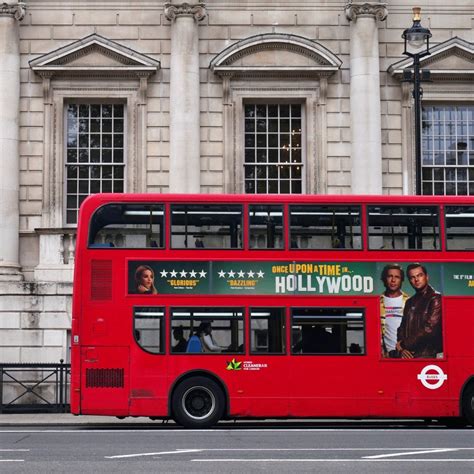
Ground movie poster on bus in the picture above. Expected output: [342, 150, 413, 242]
[128, 261, 211, 294]
[377, 262, 444, 360]
[442, 262, 474, 295]
[212, 261, 377, 295]
[128, 260, 474, 297]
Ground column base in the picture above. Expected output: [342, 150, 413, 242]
[0, 262, 23, 281]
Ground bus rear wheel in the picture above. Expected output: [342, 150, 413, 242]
[462, 385, 474, 427]
[172, 376, 225, 428]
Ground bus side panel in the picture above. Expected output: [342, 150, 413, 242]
[80, 346, 130, 416]
[129, 348, 169, 417]
[230, 355, 290, 417]
[445, 298, 474, 415]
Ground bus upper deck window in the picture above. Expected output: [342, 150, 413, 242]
[445, 206, 474, 250]
[88, 203, 165, 248]
[289, 205, 362, 250]
[367, 205, 439, 251]
[249, 205, 284, 250]
[171, 204, 243, 249]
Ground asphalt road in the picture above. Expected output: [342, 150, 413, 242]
[1, 420, 473, 473]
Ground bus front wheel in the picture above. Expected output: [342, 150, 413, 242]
[463, 385, 474, 427]
[172, 376, 225, 428]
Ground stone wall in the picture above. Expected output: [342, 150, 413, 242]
[0, 0, 471, 372]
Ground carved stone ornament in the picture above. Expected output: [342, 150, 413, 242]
[164, 2, 207, 22]
[344, 2, 387, 22]
[0, 1, 26, 20]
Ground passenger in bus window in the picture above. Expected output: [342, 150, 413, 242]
[134, 265, 158, 294]
[172, 326, 188, 352]
[198, 321, 223, 353]
[396, 263, 443, 359]
[380, 264, 409, 358]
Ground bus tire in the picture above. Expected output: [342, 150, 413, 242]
[462, 384, 474, 427]
[172, 376, 225, 429]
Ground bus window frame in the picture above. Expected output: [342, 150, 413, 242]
[444, 205, 474, 252]
[169, 306, 245, 355]
[249, 306, 286, 355]
[366, 204, 441, 252]
[169, 203, 244, 250]
[287, 204, 363, 251]
[248, 204, 285, 251]
[133, 306, 166, 355]
[87, 202, 166, 250]
[290, 307, 366, 356]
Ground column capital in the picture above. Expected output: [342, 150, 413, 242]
[164, 2, 207, 22]
[344, 2, 387, 22]
[0, 1, 26, 21]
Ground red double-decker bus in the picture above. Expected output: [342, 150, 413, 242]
[71, 193, 474, 428]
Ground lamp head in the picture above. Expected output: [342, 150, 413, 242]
[402, 7, 432, 57]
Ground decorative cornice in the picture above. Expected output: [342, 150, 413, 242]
[29, 33, 160, 80]
[0, 1, 26, 21]
[344, 2, 387, 22]
[210, 33, 342, 79]
[164, 2, 206, 22]
[388, 36, 474, 82]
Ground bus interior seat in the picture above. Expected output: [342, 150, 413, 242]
[186, 335, 202, 353]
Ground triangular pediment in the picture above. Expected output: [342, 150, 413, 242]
[210, 33, 342, 78]
[388, 37, 473, 81]
[30, 34, 160, 78]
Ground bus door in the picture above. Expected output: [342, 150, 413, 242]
[288, 302, 374, 418]
[236, 307, 290, 417]
[80, 346, 130, 415]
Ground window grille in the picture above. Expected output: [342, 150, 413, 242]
[65, 103, 125, 224]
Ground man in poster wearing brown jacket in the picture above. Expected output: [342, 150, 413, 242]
[396, 263, 443, 359]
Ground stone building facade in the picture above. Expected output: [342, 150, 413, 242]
[0, 0, 472, 387]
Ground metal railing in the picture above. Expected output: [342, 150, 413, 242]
[0, 360, 70, 413]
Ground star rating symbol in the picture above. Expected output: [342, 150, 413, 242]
[257, 270, 265, 278]
[189, 270, 197, 278]
[180, 270, 187, 278]
[247, 270, 255, 278]
[199, 270, 207, 278]
[160, 269, 168, 278]
[238, 270, 245, 278]
[228, 270, 236, 278]
[170, 269, 177, 278]
[218, 270, 226, 278]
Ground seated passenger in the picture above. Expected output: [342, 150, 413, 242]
[198, 321, 223, 353]
[172, 326, 187, 352]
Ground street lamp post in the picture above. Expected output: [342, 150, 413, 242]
[402, 7, 432, 195]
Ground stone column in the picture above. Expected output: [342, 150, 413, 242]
[345, 2, 387, 194]
[0, 2, 25, 279]
[165, 2, 206, 193]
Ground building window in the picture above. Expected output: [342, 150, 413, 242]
[65, 103, 125, 224]
[421, 105, 474, 195]
[244, 103, 302, 194]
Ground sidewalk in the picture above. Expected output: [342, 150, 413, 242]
[0, 413, 163, 426]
